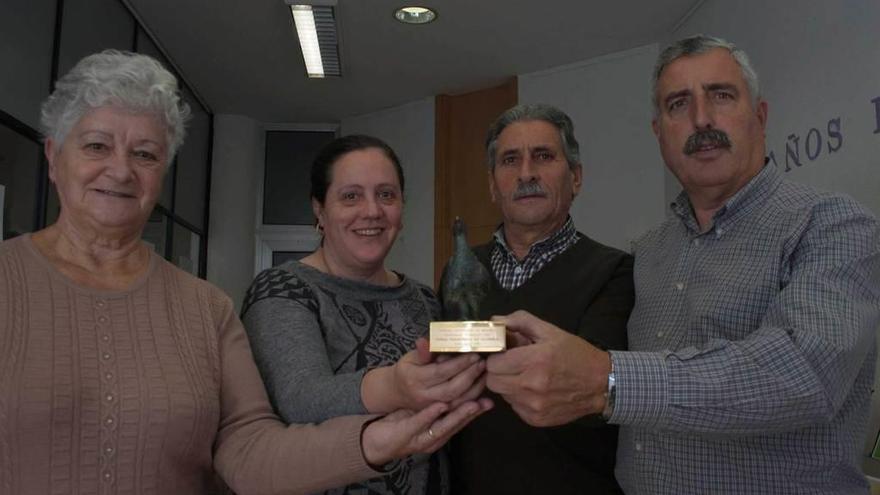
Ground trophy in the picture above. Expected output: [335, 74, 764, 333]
[432, 217, 506, 352]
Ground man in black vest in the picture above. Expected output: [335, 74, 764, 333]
[445, 103, 634, 494]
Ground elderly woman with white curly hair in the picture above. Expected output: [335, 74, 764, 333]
[0, 50, 490, 495]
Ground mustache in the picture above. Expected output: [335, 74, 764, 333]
[512, 180, 547, 200]
[683, 129, 732, 155]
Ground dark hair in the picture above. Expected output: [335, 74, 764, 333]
[310, 134, 405, 204]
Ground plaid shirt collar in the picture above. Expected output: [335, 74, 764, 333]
[490, 216, 579, 290]
[671, 160, 781, 236]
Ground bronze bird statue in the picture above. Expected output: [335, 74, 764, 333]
[440, 217, 491, 321]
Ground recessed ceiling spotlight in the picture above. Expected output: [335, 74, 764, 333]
[394, 6, 437, 24]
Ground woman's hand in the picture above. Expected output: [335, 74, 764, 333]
[362, 338, 487, 412]
[360, 398, 493, 466]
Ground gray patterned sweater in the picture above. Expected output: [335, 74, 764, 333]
[241, 261, 446, 495]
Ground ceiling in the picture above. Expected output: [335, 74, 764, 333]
[126, 0, 703, 123]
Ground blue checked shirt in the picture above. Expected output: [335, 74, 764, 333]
[611, 164, 880, 494]
[490, 216, 579, 290]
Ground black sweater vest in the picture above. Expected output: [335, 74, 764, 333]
[448, 233, 634, 495]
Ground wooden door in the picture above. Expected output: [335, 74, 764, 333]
[433, 78, 517, 288]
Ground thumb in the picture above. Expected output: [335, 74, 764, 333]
[414, 337, 433, 364]
[492, 310, 554, 343]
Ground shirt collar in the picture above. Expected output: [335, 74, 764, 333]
[493, 216, 577, 262]
[670, 160, 781, 235]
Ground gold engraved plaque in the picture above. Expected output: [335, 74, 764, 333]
[429, 321, 506, 353]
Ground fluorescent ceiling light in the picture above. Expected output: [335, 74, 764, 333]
[291, 6, 324, 77]
[286, 0, 341, 78]
[394, 6, 437, 24]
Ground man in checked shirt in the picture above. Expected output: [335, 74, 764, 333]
[444, 103, 635, 495]
[485, 34, 880, 494]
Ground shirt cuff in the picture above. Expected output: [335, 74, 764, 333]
[607, 350, 670, 426]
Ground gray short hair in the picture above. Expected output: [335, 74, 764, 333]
[485, 103, 580, 170]
[40, 50, 190, 161]
[651, 34, 760, 118]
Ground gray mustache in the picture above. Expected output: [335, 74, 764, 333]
[684, 129, 732, 155]
[512, 181, 547, 199]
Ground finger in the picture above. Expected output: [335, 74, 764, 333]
[430, 360, 485, 403]
[382, 408, 416, 422]
[490, 314, 508, 325]
[435, 353, 453, 363]
[394, 402, 448, 438]
[486, 370, 521, 396]
[495, 310, 557, 343]
[486, 373, 528, 396]
[397, 349, 468, 389]
[414, 337, 433, 364]
[485, 345, 536, 376]
[449, 373, 487, 409]
[506, 330, 533, 348]
[477, 397, 494, 411]
[424, 352, 480, 384]
[420, 401, 486, 452]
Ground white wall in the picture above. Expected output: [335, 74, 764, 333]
[341, 98, 435, 286]
[667, 0, 880, 216]
[207, 114, 262, 310]
[519, 45, 667, 252]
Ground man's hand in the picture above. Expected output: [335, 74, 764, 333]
[361, 398, 493, 466]
[486, 310, 610, 427]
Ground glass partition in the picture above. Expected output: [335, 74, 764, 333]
[0, 123, 43, 239]
[57, 0, 135, 77]
[0, 0, 55, 129]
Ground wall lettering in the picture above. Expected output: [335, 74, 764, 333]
[771, 114, 847, 173]
[805, 128, 822, 161]
[762, 98, 880, 174]
[827, 117, 843, 153]
[872, 96, 880, 134]
[785, 133, 802, 171]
